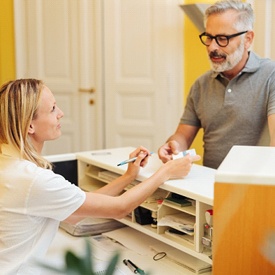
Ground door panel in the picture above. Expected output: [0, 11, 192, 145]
[14, 0, 101, 155]
[104, 0, 183, 152]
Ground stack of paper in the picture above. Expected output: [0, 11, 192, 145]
[98, 171, 120, 181]
[158, 213, 195, 235]
[60, 217, 125, 237]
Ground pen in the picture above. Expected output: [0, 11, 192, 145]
[117, 152, 154, 166]
[123, 259, 137, 274]
[123, 259, 145, 275]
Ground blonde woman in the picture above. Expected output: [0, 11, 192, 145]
[0, 79, 200, 274]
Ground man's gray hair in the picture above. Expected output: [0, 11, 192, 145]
[205, 0, 254, 31]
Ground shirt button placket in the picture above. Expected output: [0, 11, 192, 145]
[224, 87, 233, 105]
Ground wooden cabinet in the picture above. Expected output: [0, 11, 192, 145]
[76, 147, 215, 273]
[213, 146, 275, 275]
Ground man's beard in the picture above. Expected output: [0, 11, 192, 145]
[209, 38, 245, 72]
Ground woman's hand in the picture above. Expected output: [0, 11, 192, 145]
[124, 146, 152, 180]
[161, 154, 201, 180]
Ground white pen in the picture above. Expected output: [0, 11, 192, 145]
[123, 259, 137, 274]
[117, 152, 154, 166]
[123, 259, 145, 275]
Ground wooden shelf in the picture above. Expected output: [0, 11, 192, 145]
[76, 148, 215, 270]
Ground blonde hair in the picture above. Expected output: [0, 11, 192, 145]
[0, 79, 52, 169]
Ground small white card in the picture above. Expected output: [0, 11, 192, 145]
[172, 149, 197, 160]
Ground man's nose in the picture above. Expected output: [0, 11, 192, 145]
[207, 38, 220, 51]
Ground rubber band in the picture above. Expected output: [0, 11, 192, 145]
[153, 251, 167, 261]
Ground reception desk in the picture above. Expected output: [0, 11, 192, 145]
[45, 145, 275, 274]
[45, 147, 215, 274]
[213, 146, 275, 275]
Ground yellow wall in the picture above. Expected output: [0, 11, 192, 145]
[0, 0, 15, 85]
[183, 0, 216, 162]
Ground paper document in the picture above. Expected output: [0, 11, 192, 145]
[158, 213, 195, 235]
[60, 217, 125, 236]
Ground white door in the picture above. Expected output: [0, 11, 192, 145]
[13, 0, 103, 155]
[14, 0, 183, 155]
[103, 0, 183, 152]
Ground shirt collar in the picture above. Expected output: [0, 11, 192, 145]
[211, 51, 260, 79]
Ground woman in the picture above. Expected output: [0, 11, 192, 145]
[0, 79, 200, 274]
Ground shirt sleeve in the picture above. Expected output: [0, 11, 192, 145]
[26, 167, 86, 221]
[267, 69, 275, 116]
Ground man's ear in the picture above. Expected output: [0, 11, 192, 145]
[245, 30, 254, 49]
[28, 123, 35, 134]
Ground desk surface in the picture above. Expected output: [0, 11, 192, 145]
[77, 147, 216, 205]
[216, 145, 275, 185]
[42, 228, 211, 275]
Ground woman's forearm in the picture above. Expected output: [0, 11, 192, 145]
[94, 173, 135, 196]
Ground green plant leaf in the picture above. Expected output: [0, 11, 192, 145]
[76, 238, 93, 273]
[104, 253, 119, 275]
[65, 251, 85, 274]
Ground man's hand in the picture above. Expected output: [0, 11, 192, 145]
[158, 140, 181, 163]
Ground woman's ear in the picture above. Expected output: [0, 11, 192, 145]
[28, 123, 35, 134]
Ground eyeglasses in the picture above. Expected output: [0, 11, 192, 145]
[199, 31, 248, 47]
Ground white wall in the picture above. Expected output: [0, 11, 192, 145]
[248, 0, 275, 59]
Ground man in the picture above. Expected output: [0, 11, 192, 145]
[158, 0, 275, 169]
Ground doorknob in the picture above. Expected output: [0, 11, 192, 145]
[79, 88, 95, 93]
